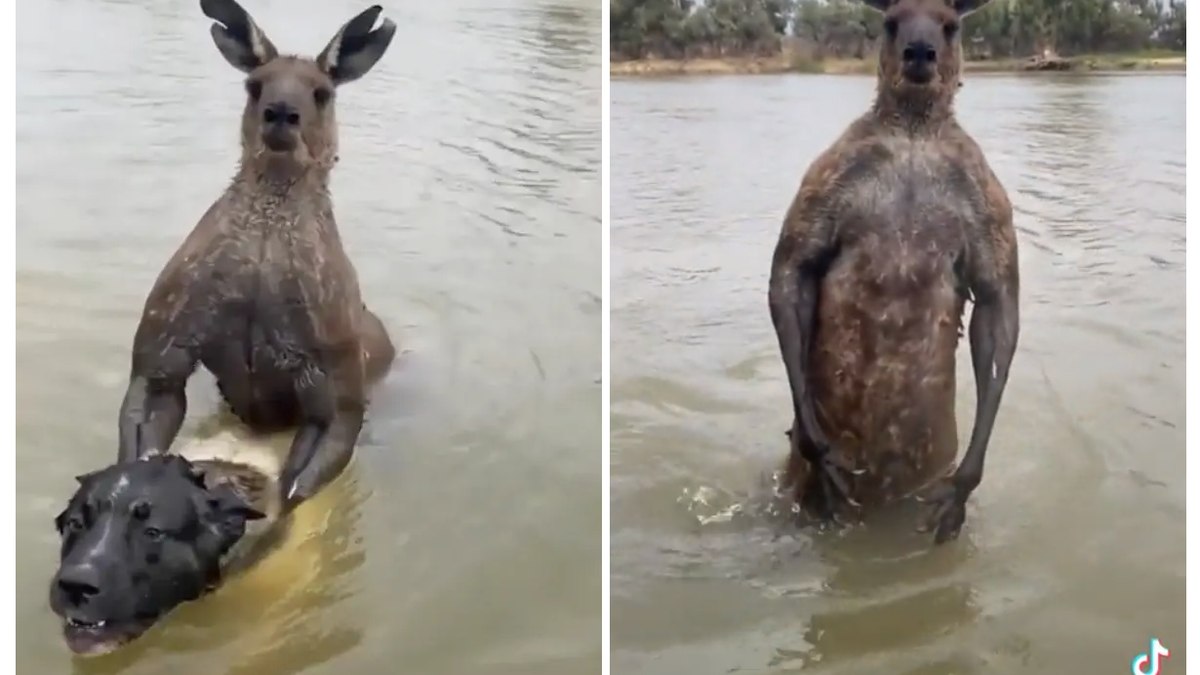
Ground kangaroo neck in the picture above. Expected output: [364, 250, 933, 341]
[225, 160, 334, 234]
[236, 152, 331, 197]
[871, 84, 957, 137]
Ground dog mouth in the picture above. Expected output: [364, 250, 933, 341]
[62, 615, 156, 657]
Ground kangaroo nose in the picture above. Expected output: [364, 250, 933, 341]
[903, 41, 937, 64]
[263, 102, 300, 127]
[56, 563, 103, 606]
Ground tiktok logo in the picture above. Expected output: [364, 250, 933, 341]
[1131, 637, 1170, 675]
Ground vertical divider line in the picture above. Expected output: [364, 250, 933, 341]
[600, 0, 612, 672]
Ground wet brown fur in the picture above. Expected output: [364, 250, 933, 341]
[769, 0, 1019, 539]
[118, 0, 398, 512]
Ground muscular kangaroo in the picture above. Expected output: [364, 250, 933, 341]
[117, 0, 398, 512]
[768, 0, 1019, 544]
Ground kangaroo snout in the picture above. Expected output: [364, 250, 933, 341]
[902, 40, 937, 65]
[901, 39, 937, 83]
[261, 100, 300, 152]
[263, 101, 300, 127]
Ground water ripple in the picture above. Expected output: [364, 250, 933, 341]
[17, 0, 600, 673]
[612, 73, 1184, 674]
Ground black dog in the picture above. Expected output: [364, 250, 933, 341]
[49, 452, 271, 656]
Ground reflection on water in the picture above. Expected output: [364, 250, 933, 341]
[612, 73, 1184, 674]
[17, 0, 601, 673]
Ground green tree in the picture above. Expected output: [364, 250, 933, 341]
[610, 0, 1184, 61]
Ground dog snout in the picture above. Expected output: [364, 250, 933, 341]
[55, 562, 104, 607]
[263, 102, 300, 127]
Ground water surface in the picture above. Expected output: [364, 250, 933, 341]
[16, 1, 601, 673]
[611, 72, 1185, 674]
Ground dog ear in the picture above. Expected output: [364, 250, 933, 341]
[160, 453, 209, 489]
[187, 465, 209, 490]
[59, 471, 101, 533]
[73, 469, 103, 486]
[54, 494, 84, 536]
[203, 484, 266, 554]
[208, 484, 266, 520]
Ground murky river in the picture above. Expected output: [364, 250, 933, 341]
[16, 0, 601, 673]
[611, 73, 1185, 674]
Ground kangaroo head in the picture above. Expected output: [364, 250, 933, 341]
[863, 0, 990, 108]
[200, 0, 396, 173]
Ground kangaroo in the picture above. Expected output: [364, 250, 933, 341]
[116, 0, 398, 513]
[768, 0, 1019, 544]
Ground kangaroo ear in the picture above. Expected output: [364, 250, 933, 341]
[953, 0, 993, 16]
[316, 5, 397, 85]
[201, 0, 279, 72]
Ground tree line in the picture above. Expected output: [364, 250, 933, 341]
[610, 0, 1186, 61]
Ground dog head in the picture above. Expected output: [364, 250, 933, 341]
[48, 455, 264, 656]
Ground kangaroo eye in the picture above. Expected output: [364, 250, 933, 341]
[314, 87, 332, 106]
[246, 79, 263, 101]
[884, 18, 899, 37]
[944, 21, 960, 38]
[67, 518, 84, 533]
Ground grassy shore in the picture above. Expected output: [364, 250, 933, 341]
[610, 50, 1185, 77]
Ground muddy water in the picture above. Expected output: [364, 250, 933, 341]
[16, 0, 601, 673]
[611, 73, 1184, 674]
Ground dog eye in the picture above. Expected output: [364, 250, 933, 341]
[132, 501, 151, 520]
[144, 527, 165, 541]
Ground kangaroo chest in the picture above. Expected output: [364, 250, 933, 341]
[835, 137, 981, 252]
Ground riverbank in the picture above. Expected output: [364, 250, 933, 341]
[610, 51, 1186, 77]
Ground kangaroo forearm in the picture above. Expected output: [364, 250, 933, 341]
[280, 409, 364, 510]
[769, 263, 827, 458]
[117, 376, 187, 463]
[958, 293, 1019, 486]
